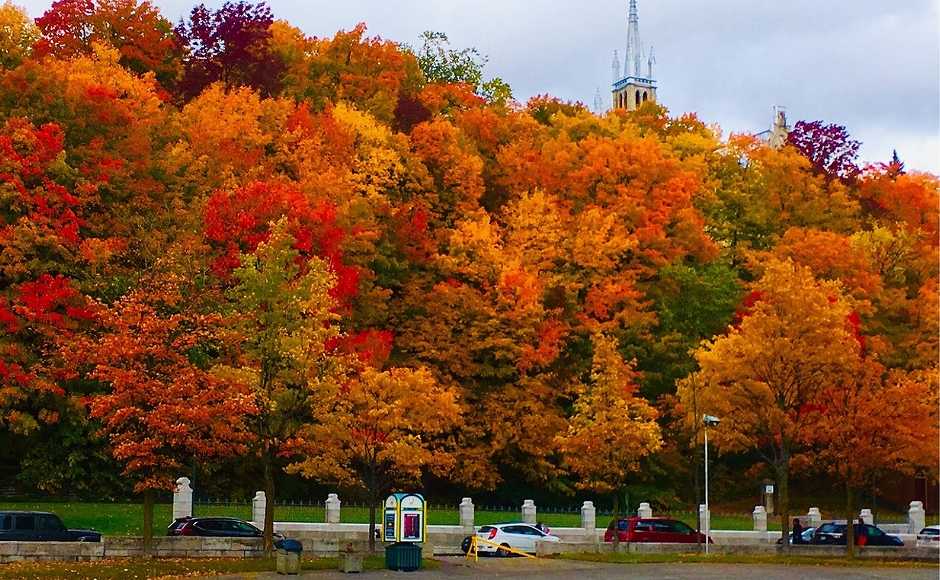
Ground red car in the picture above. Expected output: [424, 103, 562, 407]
[604, 517, 712, 544]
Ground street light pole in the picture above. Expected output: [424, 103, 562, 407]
[703, 414, 720, 555]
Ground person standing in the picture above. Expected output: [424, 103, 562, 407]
[856, 517, 868, 546]
[792, 518, 804, 544]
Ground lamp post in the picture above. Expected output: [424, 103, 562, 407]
[703, 414, 720, 554]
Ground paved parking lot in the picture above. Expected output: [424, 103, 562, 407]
[213, 556, 939, 579]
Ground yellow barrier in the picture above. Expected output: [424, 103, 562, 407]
[464, 535, 537, 561]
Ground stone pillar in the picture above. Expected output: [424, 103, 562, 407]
[637, 502, 652, 518]
[173, 477, 193, 520]
[806, 507, 822, 528]
[459, 497, 475, 529]
[325, 493, 341, 524]
[581, 501, 596, 531]
[699, 504, 710, 537]
[908, 501, 926, 534]
[252, 491, 266, 525]
[521, 499, 536, 524]
[858, 508, 873, 525]
[752, 505, 767, 532]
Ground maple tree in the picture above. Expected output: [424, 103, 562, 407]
[292, 365, 461, 552]
[555, 333, 661, 538]
[677, 259, 863, 544]
[58, 255, 252, 554]
[34, 0, 181, 88]
[798, 360, 938, 555]
[0, 1, 39, 69]
[175, 1, 284, 102]
[214, 218, 347, 551]
[785, 119, 860, 184]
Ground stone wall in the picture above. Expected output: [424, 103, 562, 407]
[1, 528, 934, 563]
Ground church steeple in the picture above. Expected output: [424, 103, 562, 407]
[625, 0, 641, 78]
[611, 0, 657, 111]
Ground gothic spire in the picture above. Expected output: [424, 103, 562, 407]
[625, 0, 641, 78]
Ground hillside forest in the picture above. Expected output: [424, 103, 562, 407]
[0, 0, 937, 548]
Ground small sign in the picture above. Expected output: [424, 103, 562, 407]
[765, 485, 774, 494]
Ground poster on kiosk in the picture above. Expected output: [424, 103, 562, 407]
[384, 493, 426, 543]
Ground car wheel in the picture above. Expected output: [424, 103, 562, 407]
[461, 536, 472, 554]
[496, 543, 512, 557]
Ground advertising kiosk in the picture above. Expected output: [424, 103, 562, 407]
[383, 493, 425, 571]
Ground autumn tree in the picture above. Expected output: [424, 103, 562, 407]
[292, 365, 461, 552]
[0, 1, 39, 69]
[555, 333, 661, 540]
[175, 1, 284, 102]
[215, 218, 347, 552]
[34, 0, 181, 87]
[677, 259, 862, 545]
[59, 256, 252, 555]
[800, 361, 939, 556]
[786, 120, 860, 184]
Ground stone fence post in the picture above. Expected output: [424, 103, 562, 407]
[806, 507, 821, 528]
[908, 501, 926, 534]
[325, 493, 341, 524]
[521, 499, 536, 524]
[173, 477, 193, 520]
[580, 501, 596, 531]
[858, 508, 873, 525]
[459, 497, 474, 529]
[752, 505, 767, 532]
[252, 491, 266, 525]
[637, 502, 652, 518]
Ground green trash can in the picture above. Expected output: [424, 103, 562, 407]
[385, 541, 421, 571]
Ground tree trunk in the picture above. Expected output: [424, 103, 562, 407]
[845, 482, 855, 558]
[142, 488, 154, 559]
[611, 490, 620, 549]
[776, 445, 791, 551]
[262, 450, 276, 554]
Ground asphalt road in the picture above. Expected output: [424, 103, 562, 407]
[212, 556, 940, 579]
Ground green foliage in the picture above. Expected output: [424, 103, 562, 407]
[414, 31, 486, 89]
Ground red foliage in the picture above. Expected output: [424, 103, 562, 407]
[203, 181, 360, 307]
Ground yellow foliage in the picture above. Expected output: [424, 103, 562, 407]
[0, 1, 38, 68]
[556, 333, 662, 494]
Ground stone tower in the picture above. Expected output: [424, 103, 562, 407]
[611, 0, 656, 111]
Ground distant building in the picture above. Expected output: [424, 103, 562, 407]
[611, 0, 656, 111]
[756, 106, 791, 148]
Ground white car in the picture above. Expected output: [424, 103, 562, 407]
[473, 522, 560, 556]
[916, 524, 940, 548]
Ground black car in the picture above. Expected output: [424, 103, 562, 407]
[810, 521, 903, 546]
[0, 510, 101, 542]
[167, 516, 282, 539]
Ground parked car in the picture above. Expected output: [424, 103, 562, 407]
[809, 521, 903, 546]
[0, 510, 101, 542]
[167, 516, 282, 539]
[916, 524, 940, 548]
[776, 526, 816, 545]
[604, 517, 711, 544]
[471, 522, 560, 556]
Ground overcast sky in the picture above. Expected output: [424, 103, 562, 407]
[18, 0, 940, 174]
